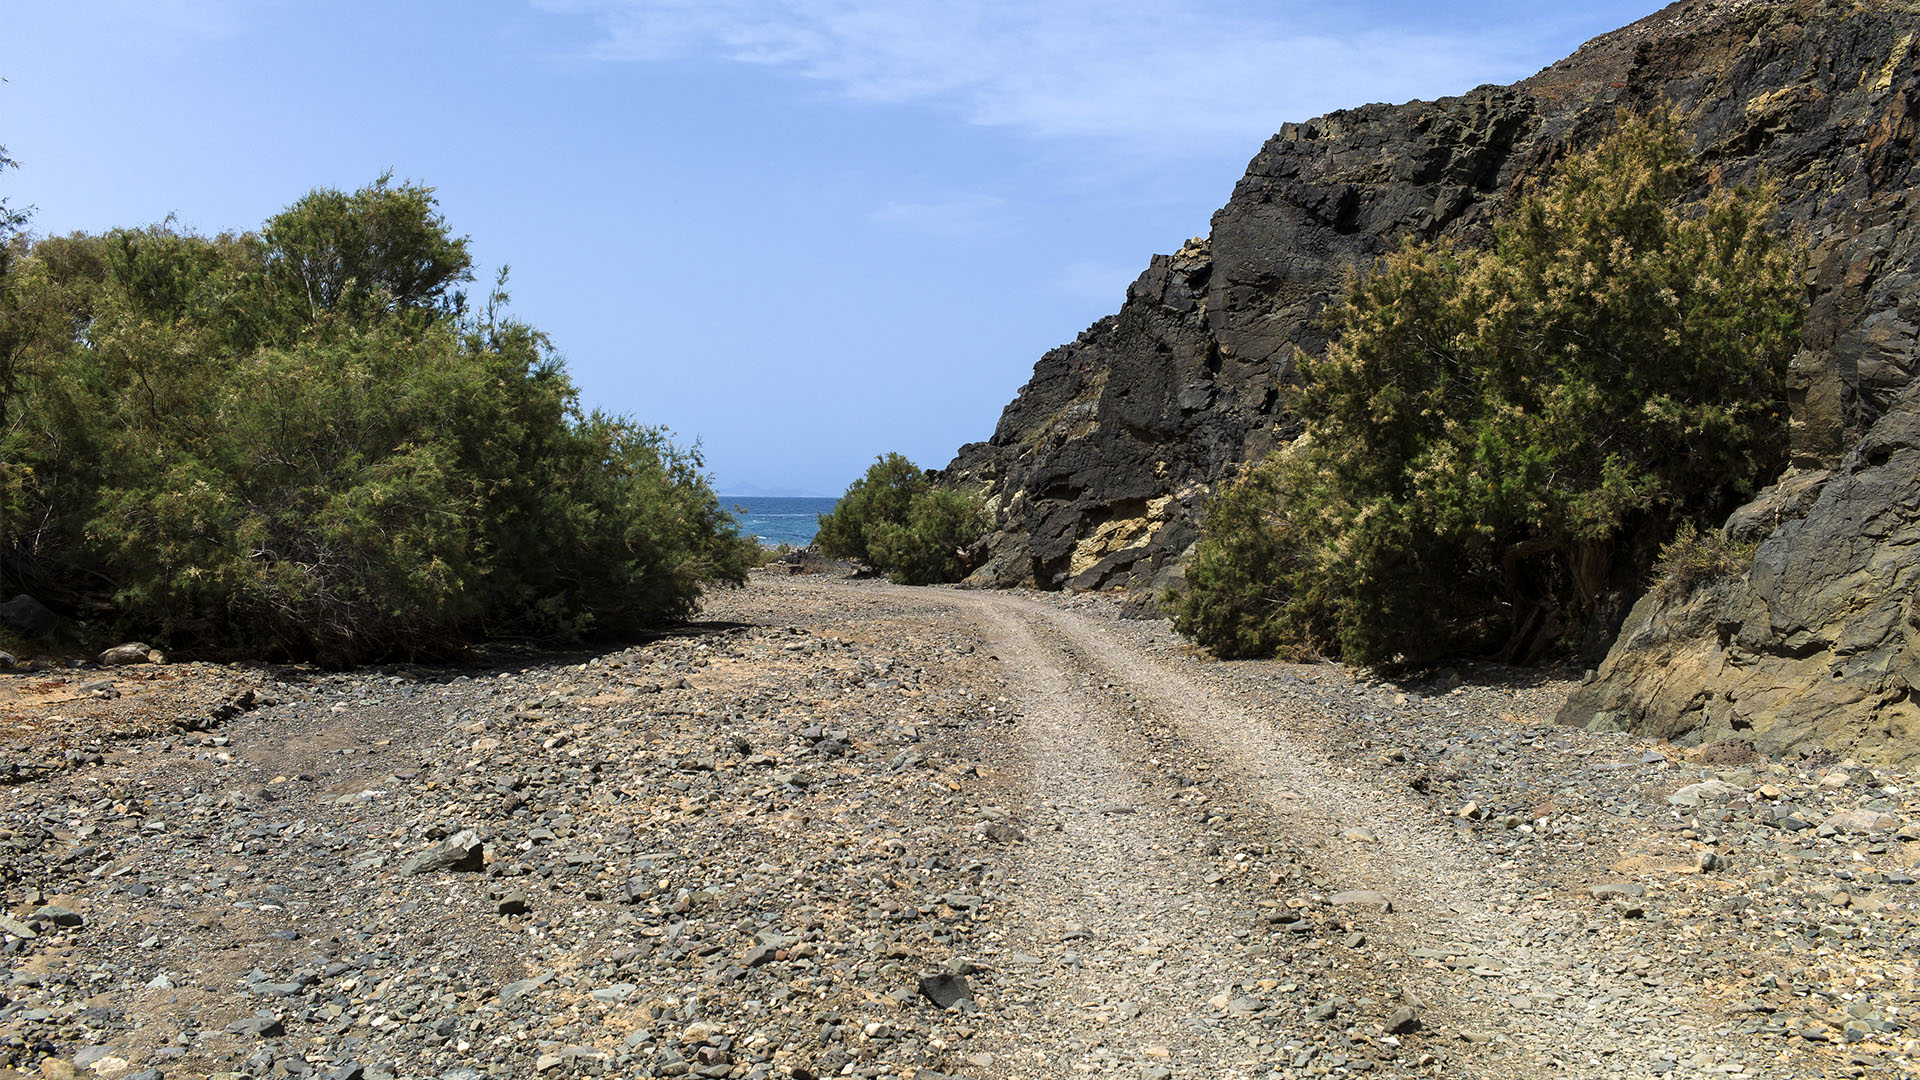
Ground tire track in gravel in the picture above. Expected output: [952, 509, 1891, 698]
[921, 586, 1743, 1080]
[954, 592, 1302, 1079]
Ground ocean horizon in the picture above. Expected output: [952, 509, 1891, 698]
[721, 495, 838, 548]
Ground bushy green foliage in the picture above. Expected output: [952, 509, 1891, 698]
[815, 454, 984, 584]
[867, 486, 987, 586]
[1171, 113, 1805, 666]
[814, 453, 927, 566]
[1161, 455, 1315, 660]
[0, 178, 756, 664]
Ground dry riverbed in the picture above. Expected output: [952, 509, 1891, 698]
[0, 573, 1915, 1080]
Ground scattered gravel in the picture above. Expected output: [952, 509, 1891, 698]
[0, 573, 1911, 1080]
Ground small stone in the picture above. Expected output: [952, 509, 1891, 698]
[1667, 779, 1746, 807]
[499, 972, 552, 1003]
[496, 890, 528, 915]
[98, 642, 162, 666]
[71, 1047, 121, 1071]
[225, 1014, 286, 1038]
[1329, 889, 1391, 911]
[32, 905, 83, 928]
[1385, 1006, 1420, 1034]
[1822, 808, 1902, 835]
[401, 829, 484, 874]
[918, 972, 972, 1009]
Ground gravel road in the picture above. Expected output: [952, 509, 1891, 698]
[0, 573, 1912, 1080]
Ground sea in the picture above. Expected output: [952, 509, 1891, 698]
[721, 495, 839, 548]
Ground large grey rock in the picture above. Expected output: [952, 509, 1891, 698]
[400, 829, 484, 874]
[917, 972, 972, 1009]
[0, 595, 56, 636]
[98, 642, 162, 666]
[947, 0, 1920, 619]
[1667, 780, 1748, 807]
[1563, 384, 1920, 765]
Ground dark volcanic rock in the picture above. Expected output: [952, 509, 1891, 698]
[946, 0, 1920, 603]
[0, 595, 56, 637]
[918, 972, 973, 1009]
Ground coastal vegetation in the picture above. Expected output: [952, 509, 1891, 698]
[1169, 113, 1806, 665]
[815, 454, 985, 584]
[0, 175, 757, 665]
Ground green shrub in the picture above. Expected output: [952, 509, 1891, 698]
[1172, 112, 1805, 666]
[867, 486, 986, 585]
[1648, 522, 1756, 604]
[1163, 455, 1315, 660]
[814, 453, 927, 566]
[816, 455, 984, 584]
[0, 178, 757, 664]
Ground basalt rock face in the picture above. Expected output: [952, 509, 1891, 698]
[1551, 1, 1920, 761]
[947, 0, 1920, 604]
[945, 87, 1547, 594]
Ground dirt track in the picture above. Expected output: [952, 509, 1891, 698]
[0, 574, 1910, 1079]
[910, 586, 1743, 1079]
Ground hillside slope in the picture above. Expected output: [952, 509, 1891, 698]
[946, 0, 1920, 759]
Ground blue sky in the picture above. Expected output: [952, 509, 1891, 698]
[5, 0, 1659, 495]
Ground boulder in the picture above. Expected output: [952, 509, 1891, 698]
[0, 595, 56, 636]
[1667, 779, 1748, 807]
[98, 643, 164, 666]
[1822, 808, 1904, 835]
[400, 829, 485, 874]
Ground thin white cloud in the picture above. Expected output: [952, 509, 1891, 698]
[870, 194, 1009, 238]
[535, 0, 1557, 153]
[66, 0, 255, 45]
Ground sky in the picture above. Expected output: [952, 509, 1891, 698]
[4, 0, 1661, 496]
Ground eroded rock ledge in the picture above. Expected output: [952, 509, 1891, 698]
[1561, 383, 1920, 766]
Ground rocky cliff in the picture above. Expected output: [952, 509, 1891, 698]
[946, 0, 1920, 755]
[950, 0, 1918, 595]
